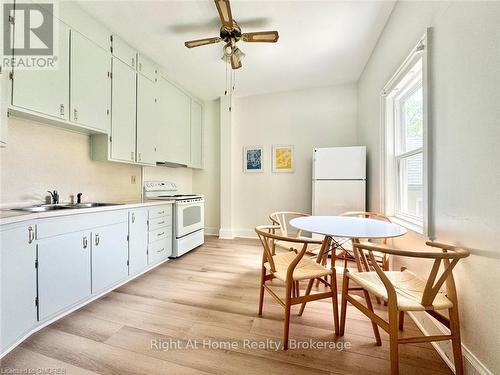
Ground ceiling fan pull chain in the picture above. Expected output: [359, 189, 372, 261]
[224, 59, 228, 96]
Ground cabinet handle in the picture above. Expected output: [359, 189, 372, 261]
[139, 62, 142, 71]
[132, 57, 135, 68]
[158, 210, 165, 215]
[157, 232, 165, 237]
[157, 248, 165, 253]
[131, 213, 135, 223]
[60, 104, 65, 116]
[131, 151, 134, 160]
[83, 236, 88, 249]
[28, 226, 34, 244]
[95, 233, 100, 246]
[73, 108, 78, 121]
[157, 220, 165, 225]
[138, 153, 142, 161]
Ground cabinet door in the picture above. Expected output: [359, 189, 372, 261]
[190, 100, 203, 169]
[0, 224, 37, 352]
[129, 209, 148, 275]
[11, 21, 70, 120]
[0, 65, 8, 146]
[158, 78, 190, 165]
[38, 231, 91, 321]
[112, 35, 137, 69]
[136, 74, 157, 165]
[70, 30, 111, 133]
[137, 54, 157, 81]
[92, 222, 128, 293]
[110, 58, 136, 162]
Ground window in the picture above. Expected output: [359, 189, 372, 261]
[382, 34, 429, 235]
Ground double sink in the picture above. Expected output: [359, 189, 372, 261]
[13, 203, 122, 213]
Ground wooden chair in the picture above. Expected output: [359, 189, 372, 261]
[255, 225, 339, 350]
[339, 211, 392, 271]
[269, 211, 323, 255]
[340, 241, 470, 375]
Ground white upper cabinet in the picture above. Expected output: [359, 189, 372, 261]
[137, 54, 157, 82]
[11, 21, 70, 121]
[112, 35, 137, 69]
[190, 100, 203, 169]
[70, 30, 111, 133]
[110, 57, 137, 162]
[136, 74, 158, 165]
[158, 77, 191, 165]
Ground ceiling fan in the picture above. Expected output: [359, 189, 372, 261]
[184, 0, 279, 70]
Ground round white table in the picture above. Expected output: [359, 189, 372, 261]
[290, 216, 407, 240]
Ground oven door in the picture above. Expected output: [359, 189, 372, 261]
[176, 200, 204, 238]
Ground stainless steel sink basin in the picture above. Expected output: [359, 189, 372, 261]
[12, 203, 123, 212]
[14, 205, 72, 212]
[64, 203, 123, 209]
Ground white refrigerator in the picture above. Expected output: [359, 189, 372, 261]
[312, 146, 366, 215]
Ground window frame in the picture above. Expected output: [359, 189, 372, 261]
[380, 30, 432, 237]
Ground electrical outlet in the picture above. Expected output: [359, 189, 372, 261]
[131, 175, 136, 184]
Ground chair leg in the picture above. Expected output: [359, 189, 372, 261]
[449, 306, 464, 375]
[339, 272, 349, 336]
[398, 311, 405, 331]
[388, 304, 400, 375]
[258, 266, 265, 316]
[363, 290, 382, 346]
[283, 282, 292, 350]
[330, 269, 339, 335]
[298, 279, 314, 316]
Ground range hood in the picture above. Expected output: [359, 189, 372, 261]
[156, 161, 188, 168]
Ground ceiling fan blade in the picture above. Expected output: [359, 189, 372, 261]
[214, 0, 234, 29]
[184, 37, 221, 48]
[230, 53, 242, 70]
[242, 31, 279, 43]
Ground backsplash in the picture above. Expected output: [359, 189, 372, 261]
[0, 117, 142, 207]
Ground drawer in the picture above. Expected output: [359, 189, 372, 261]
[148, 205, 172, 220]
[149, 226, 171, 243]
[149, 215, 172, 231]
[148, 237, 172, 264]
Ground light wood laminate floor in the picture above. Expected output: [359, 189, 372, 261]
[1, 237, 452, 374]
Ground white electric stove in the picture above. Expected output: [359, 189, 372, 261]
[144, 181, 204, 258]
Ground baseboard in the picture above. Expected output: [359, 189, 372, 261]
[232, 228, 258, 239]
[204, 227, 219, 236]
[218, 228, 234, 239]
[408, 312, 492, 375]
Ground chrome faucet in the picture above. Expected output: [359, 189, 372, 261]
[47, 190, 59, 205]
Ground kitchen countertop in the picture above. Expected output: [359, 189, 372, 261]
[0, 200, 175, 226]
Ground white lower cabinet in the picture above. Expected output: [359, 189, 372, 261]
[0, 224, 37, 352]
[91, 222, 129, 293]
[129, 209, 149, 275]
[0, 205, 174, 357]
[37, 230, 92, 321]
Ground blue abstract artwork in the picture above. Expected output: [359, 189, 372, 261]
[244, 147, 263, 172]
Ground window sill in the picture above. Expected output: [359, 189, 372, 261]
[389, 216, 423, 235]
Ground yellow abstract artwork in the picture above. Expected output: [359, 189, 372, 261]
[273, 146, 294, 172]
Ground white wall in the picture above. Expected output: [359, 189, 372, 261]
[193, 99, 220, 235]
[231, 84, 358, 237]
[0, 117, 141, 206]
[357, 1, 500, 373]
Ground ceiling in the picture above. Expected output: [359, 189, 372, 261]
[77, 1, 395, 100]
